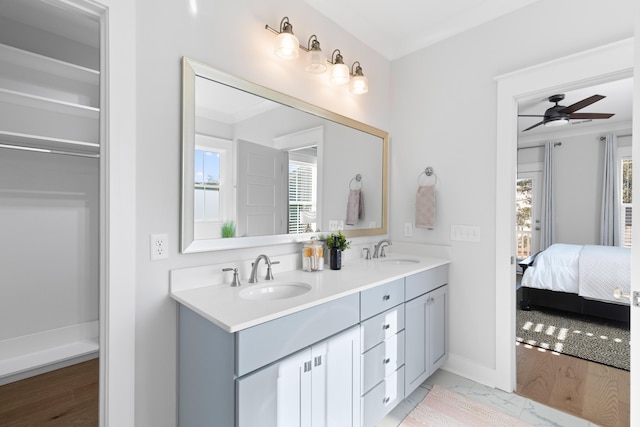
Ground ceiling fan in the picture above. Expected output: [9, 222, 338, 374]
[518, 94, 615, 132]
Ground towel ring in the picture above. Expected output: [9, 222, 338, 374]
[417, 167, 437, 186]
[350, 173, 362, 190]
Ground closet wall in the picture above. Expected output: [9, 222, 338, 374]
[0, 0, 101, 384]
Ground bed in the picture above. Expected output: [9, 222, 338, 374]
[519, 243, 630, 323]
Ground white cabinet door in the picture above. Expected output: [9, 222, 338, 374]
[404, 284, 448, 397]
[404, 293, 428, 396]
[428, 285, 448, 374]
[238, 326, 360, 427]
[237, 348, 311, 427]
[323, 326, 361, 427]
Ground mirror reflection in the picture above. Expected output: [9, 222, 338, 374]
[181, 58, 388, 252]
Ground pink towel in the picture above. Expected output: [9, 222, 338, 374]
[346, 189, 364, 225]
[415, 185, 435, 229]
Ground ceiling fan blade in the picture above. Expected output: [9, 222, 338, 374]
[522, 121, 545, 132]
[568, 112, 615, 119]
[560, 94, 605, 114]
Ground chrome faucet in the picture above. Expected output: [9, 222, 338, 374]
[249, 254, 279, 283]
[372, 239, 392, 258]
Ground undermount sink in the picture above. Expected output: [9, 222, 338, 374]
[378, 258, 420, 265]
[239, 281, 312, 301]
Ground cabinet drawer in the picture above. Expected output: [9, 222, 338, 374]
[361, 330, 405, 394]
[360, 279, 404, 321]
[405, 264, 449, 301]
[361, 366, 405, 427]
[361, 304, 404, 353]
[236, 293, 359, 376]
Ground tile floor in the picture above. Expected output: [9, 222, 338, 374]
[377, 369, 600, 427]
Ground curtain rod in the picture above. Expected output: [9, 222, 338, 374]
[600, 133, 632, 141]
[0, 143, 99, 159]
[517, 142, 562, 151]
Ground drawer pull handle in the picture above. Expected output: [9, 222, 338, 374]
[383, 324, 390, 330]
[383, 396, 390, 404]
[383, 358, 391, 364]
[382, 294, 391, 301]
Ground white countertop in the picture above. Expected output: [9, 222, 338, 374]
[170, 254, 449, 333]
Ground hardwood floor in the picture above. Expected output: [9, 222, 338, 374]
[0, 359, 99, 426]
[516, 343, 630, 427]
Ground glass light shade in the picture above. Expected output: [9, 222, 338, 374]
[544, 117, 569, 127]
[350, 75, 368, 94]
[305, 49, 327, 74]
[274, 32, 300, 60]
[329, 63, 350, 85]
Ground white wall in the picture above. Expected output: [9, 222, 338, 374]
[0, 150, 99, 339]
[518, 132, 632, 245]
[390, 0, 635, 380]
[134, 0, 390, 425]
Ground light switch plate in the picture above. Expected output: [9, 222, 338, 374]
[404, 222, 413, 237]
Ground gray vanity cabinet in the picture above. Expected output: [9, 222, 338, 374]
[404, 265, 449, 397]
[178, 294, 360, 427]
[237, 325, 361, 427]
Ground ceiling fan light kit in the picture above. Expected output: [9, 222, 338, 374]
[519, 93, 614, 132]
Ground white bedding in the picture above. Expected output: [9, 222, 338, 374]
[579, 245, 631, 303]
[521, 243, 630, 304]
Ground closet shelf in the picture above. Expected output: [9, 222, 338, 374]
[0, 88, 99, 119]
[0, 43, 99, 85]
[0, 131, 99, 156]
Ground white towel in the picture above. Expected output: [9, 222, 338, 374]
[415, 185, 436, 229]
[345, 189, 364, 225]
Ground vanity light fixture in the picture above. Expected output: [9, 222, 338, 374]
[305, 35, 327, 74]
[329, 49, 350, 85]
[266, 17, 300, 60]
[349, 61, 368, 95]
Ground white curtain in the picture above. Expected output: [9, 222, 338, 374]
[539, 142, 555, 250]
[600, 133, 620, 246]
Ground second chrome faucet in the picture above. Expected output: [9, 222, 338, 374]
[249, 254, 279, 283]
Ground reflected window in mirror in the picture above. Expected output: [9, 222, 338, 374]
[288, 148, 317, 233]
[194, 135, 234, 240]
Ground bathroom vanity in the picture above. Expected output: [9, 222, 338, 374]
[171, 255, 449, 427]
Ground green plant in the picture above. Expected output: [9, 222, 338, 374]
[327, 231, 350, 251]
[221, 221, 236, 238]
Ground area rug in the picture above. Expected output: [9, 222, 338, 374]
[399, 385, 532, 426]
[516, 307, 630, 371]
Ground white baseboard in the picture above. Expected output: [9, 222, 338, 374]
[0, 321, 99, 385]
[441, 352, 500, 390]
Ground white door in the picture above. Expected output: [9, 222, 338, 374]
[236, 140, 288, 237]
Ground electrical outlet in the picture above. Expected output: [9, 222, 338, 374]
[404, 222, 413, 237]
[150, 233, 169, 260]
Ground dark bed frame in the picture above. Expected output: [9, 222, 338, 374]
[518, 253, 630, 324]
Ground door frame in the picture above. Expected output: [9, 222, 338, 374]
[494, 38, 635, 393]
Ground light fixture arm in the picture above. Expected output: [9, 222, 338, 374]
[307, 35, 320, 52]
[331, 49, 344, 65]
[279, 16, 293, 34]
[351, 61, 363, 76]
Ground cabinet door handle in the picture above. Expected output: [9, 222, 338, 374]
[383, 358, 391, 364]
[382, 294, 391, 301]
[314, 355, 322, 367]
[383, 396, 390, 404]
[382, 324, 390, 330]
[304, 361, 312, 372]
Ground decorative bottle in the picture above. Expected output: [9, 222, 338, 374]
[330, 239, 342, 270]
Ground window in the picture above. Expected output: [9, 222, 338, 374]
[516, 178, 533, 258]
[194, 149, 221, 221]
[620, 155, 632, 247]
[289, 160, 316, 233]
